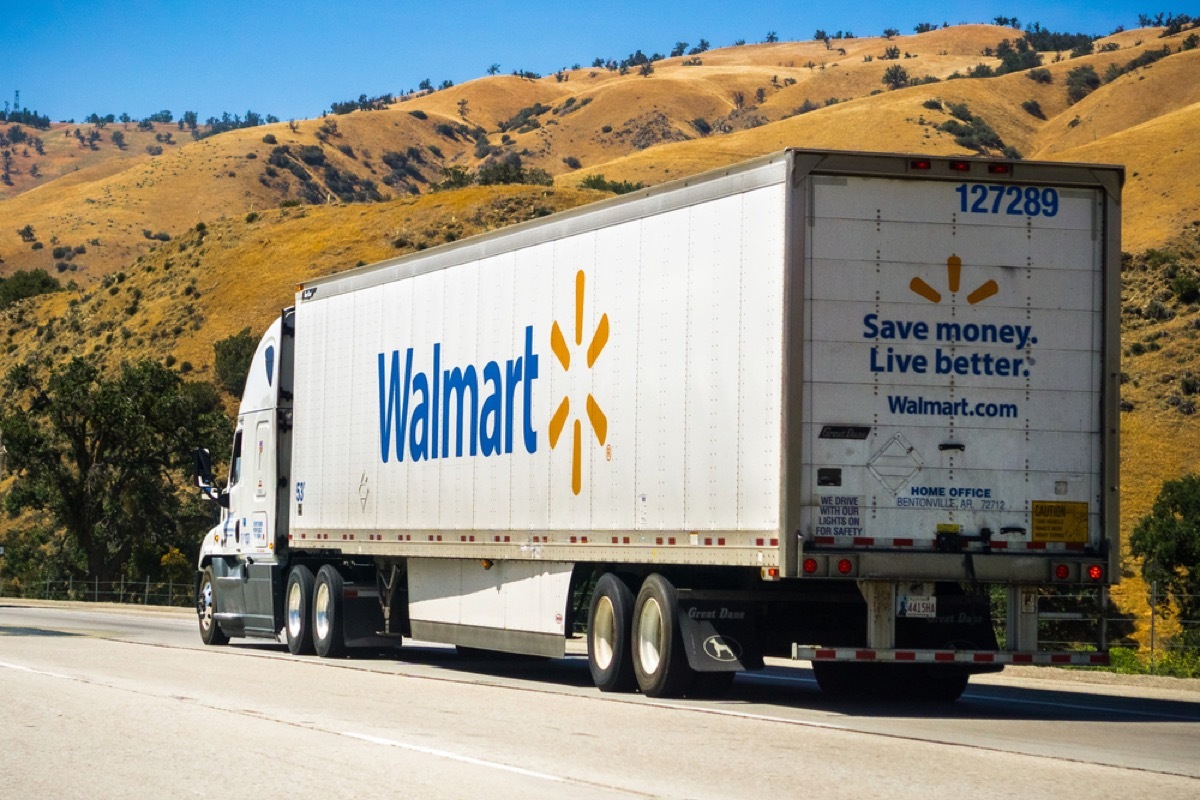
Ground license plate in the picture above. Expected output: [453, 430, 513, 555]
[897, 595, 936, 618]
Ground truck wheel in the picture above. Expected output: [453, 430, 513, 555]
[811, 662, 861, 699]
[197, 566, 228, 646]
[689, 670, 736, 698]
[910, 668, 970, 702]
[587, 573, 636, 692]
[285, 565, 316, 655]
[631, 574, 692, 698]
[313, 565, 347, 658]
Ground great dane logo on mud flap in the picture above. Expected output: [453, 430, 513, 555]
[703, 635, 742, 662]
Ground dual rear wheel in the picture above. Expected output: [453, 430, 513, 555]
[588, 572, 732, 698]
[285, 564, 346, 658]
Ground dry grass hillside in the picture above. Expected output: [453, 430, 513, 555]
[4, 21, 1200, 641]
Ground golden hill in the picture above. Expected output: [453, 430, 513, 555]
[3, 22, 1200, 645]
[5, 24, 1199, 279]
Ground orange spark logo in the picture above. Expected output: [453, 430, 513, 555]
[549, 270, 609, 495]
[909, 255, 999, 305]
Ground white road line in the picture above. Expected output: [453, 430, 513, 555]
[0, 660, 72, 680]
[343, 732, 568, 783]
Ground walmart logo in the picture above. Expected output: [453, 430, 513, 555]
[376, 326, 539, 463]
[549, 270, 609, 495]
[909, 254, 998, 305]
[375, 269, 610, 496]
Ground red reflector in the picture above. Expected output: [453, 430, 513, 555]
[910, 158, 932, 170]
[987, 162, 1011, 174]
[836, 558, 854, 575]
[949, 160, 971, 172]
[803, 558, 819, 574]
[1054, 563, 1071, 580]
[1087, 564, 1104, 581]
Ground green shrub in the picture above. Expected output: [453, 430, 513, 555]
[1172, 271, 1200, 303]
[0, 268, 61, 310]
[1027, 67, 1052, 84]
[214, 327, 257, 395]
[1021, 99, 1045, 119]
[578, 174, 645, 194]
[1066, 65, 1101, 104]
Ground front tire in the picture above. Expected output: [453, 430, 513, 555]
[631, 574, 692, 698]
[313, 565, 347, 658]
[285, 566, 316, 655]
[197, 566, 228, 646]
[587, 573, 636, 692]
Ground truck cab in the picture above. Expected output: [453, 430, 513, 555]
[195, 312, 294, 643]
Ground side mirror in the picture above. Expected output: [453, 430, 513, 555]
[193, 448, 220, 501]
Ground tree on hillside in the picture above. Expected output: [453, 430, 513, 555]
[765, 31, 779, 43]
[0, 358, 230, 587]
[882, 64, 910, 89]
[111, 130, 126, 149]
[488, 64, 501, 75]
[214, 328, 258, 396]
[1131, 474, 1200, 633]
[1066, 64, 1101, 104]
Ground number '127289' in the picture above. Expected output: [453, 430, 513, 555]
[955, 183, 1059, 217]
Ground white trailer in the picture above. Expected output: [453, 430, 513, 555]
[195, 149, 1122, 700]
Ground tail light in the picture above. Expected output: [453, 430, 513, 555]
[1085, 564, 1104, 582]
[1052, 562, 1076, 581]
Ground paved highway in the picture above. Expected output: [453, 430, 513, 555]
[2, 601, 1198, 799]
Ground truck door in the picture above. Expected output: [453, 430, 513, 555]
[214, 426, 248, 620]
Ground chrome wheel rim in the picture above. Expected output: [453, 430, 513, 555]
[593, 596, 616, 670]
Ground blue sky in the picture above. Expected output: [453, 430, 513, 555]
[1, 1, 1160, 123]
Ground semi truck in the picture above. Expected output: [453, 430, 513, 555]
[194, 148, 1122, 700]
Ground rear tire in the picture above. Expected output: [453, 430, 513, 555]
[313, 565, 347, 658]
[811, 662, 862, 699]
[631, 574, 693, 698]
[197, 566, 228, 646]
[587, 573, 637, 693]
[812, 662, 969, 702]
[688, 670, 736, 698]
[285, 565, 316, 655]
[909, 668, 970, 702]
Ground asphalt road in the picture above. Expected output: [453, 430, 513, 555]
[2, 602, 1198, 799]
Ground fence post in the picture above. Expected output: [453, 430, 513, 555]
[45, 576, 50, 599]
[94, 575, 99, 603]
[144, 576, 150, 605]
[1150, 581, 1157, 675]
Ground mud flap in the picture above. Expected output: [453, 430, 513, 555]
[343, 587, 392, 648]
[676, 599, 764, 672]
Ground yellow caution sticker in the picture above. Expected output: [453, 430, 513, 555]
[1032, 501, 1089, 543]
